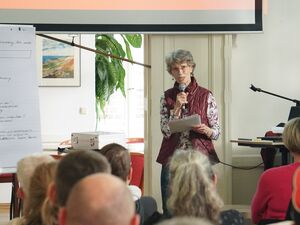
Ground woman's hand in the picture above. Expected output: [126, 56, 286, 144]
[192, 124, 213, 138]
[175, 92, 188, 110]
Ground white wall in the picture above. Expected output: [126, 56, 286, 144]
[39, 34, 96, 148]
[231, 0, 300, 204]
[232, 0, 300, 139]
[0, 34, 96, 203]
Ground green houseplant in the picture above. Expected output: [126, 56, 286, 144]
[95, 34, 142, 124]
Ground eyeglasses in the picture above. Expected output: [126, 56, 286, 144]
[171, 64, 190, 73]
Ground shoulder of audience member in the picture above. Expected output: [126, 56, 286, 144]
[6, 217, 25, 225]
[268, 221, 294, 225]
[144, 211, 169, 225]
[219, 209, 244, 225]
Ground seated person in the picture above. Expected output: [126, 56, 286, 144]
[8, 161, 57, 225]
[7, 153, 54, 225]
[97, 143, 157, 225]
[156, 217, 214, 225]
[145, 150, 244, 225]
[17, 153, 54, 201]
[251, 118, 300, 225]
[99, 143, 142, 200]
[58, 173, 140, 225]
[48, 150, 111, 208]
[25, 161, 58, 225]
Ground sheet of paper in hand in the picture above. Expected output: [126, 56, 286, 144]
[168, 114, 201, 134]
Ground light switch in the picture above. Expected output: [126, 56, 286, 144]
[79, 107, 87, 115]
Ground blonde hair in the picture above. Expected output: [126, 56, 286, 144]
[283, 117, 300, 154]
[167, 150, 223, 223]
[24, 161, 58, 225]
[17, 153, 54, 196]
[157, 216, 214, 225]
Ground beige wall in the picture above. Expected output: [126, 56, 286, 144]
[144, 35, 232, 210]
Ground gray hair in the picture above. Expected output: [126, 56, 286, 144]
[165, 49, 196, 74]
[167, 150, 223, 223]
[156, 217, 214, 225]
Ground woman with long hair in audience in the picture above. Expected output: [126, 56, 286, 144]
[11, 161, 58, 225]
[167, 149, 222, 223]
[145, 150, 244, 225]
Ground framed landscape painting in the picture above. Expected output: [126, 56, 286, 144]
[37, 34, 80, 87]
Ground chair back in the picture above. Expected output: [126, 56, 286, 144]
[129, 152, 144, 193]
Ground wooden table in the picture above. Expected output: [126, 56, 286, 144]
[230, 139, 289, 165]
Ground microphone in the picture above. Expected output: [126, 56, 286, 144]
[250, 84, 261, 92]
[178, 83, 186, 92]
[178, 84, 187, 110]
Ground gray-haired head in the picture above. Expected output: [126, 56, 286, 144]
[156, 217, 214, 225]
[165, 49, 196, 74]
[167, 149, 223, 223]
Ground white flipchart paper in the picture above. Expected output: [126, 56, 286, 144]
[0, 25, 42, 169]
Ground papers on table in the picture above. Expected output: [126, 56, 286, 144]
[271, 126, 284, 134]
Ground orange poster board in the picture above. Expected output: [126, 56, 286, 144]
[0, 0, 254, 10]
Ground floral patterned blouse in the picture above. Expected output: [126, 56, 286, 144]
[160, 92, 220, 150]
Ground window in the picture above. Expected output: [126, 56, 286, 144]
[97, 35, 144, 152]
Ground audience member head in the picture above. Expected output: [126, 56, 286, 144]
[59, 173, 140, 225]
[283, 117, 300, 155]
[24, 161, 58, 225]
[156, 217, 214, 225]
[167, 150, 223, 223]
[98, 143, 131, 182]
[54, 150, 111, 207]
[17, 153, 54, 199]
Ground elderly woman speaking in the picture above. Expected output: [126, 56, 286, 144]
[156, 49, 220, 216]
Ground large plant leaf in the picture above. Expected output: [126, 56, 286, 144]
[122, 38, 133, 61]
[95, 34, 142, 123]
[123, 34, 142, 48]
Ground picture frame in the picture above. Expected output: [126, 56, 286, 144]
[36, 34, 81, 87]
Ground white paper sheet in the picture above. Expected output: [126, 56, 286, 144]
[168, 114, 201, 134]
[0, 25, 42, 169]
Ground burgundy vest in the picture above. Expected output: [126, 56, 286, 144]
[156, 77, 220, 165]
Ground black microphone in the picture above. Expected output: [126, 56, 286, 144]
[178, 84, 187, 110]
[250, 84, 261, 92]
[178, 83, 186, 92]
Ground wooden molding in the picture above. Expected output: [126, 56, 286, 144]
[0, 203, 10, 211]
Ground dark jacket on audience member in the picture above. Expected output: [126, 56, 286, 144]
[144, 209, 245, 225]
